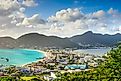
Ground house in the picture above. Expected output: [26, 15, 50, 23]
[44, 72, 57, 81]
[57, 59, 68, 65]
[64, 64, 88, 70]
[94, 58, 105, 61]
[48, 63, 55, 66]
[0, 72, 4, 76]
[88, 62, 98, 67]
[84, 56, 94, 62]
[79, 57, 85, 63]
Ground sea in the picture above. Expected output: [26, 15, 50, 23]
[0, 49, 45, 67]
[73, 48, 111, 56]
[0, 48, 111, 68]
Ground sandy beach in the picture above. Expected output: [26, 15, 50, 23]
[21, 49, 50, 67]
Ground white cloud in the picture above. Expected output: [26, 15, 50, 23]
[22, 0, 38, 7]
[108, 8, 117, 15]
[0, 0, 45, 38]
[47, 8, 121, 37]
[19, 14, 45, 26]
[0, 1, 121, 38]
[0, 0, 20, 10]
[19, 7, 26, 12]
[48, 8, 84, 22]
[92, 10, 105, 18]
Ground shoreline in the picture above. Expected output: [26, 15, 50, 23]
[0, 49, 49, 67]
[21, 49, 49, 67]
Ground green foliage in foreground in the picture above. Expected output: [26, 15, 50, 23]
[54, 46, 121, 81]
[0, 77, 18, 81]
[1, 44, 121, 81]
[0, 77, 44, 81]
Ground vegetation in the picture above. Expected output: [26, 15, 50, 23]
[0, 76, 44, 81]
[1, 44, 121, 81]
[0, 77, 18, 81]
[54, 44, 121, 81]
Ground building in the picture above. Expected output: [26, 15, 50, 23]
[64, 64, 88, 70]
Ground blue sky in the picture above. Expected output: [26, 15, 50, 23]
[0, 0, 121, 38]
[25, 0, 121, 19]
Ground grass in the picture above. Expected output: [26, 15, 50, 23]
[21, 76, 37, 81]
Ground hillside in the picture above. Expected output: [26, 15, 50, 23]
[16, 33, 79, 48]
[0, 31, 121, 48]
[70, 31, 121, 47]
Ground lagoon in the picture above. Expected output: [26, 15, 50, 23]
[0, 49, 45, 67]
[0, 48, 111, 68]
[74, 48, 111, 56]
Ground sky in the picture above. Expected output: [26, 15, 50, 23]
[0, 0, 121, 38]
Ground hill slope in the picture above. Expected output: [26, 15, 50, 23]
[0, 31, 121, 48]
[0, 37, 16, 48]
[70, 31, 121, 47]
[16, 33, 79, 48]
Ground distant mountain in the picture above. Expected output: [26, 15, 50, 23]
[70, 31, 121, 47]
[16, 33, 79, 48]
[0, 37, 16, 48]
[0, 33, 79, 48]
[0, 31, 121, 48]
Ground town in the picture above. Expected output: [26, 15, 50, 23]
[0, 48, 105, 81]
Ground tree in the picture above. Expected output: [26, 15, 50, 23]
[31, 78, 43, 81]
[54, 43, 121, 80]
[0, 77, 17, 81]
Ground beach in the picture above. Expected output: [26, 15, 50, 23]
[0, 49, 46, 67]
[21, 49, 51, 67]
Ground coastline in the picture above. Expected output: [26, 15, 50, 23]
[21, 49, 49, 67]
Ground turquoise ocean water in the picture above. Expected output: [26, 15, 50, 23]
[0, 49, 45, 67]
[0, 48, 110, 68]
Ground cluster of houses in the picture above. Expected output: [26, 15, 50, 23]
[0, 48, 105, 80]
